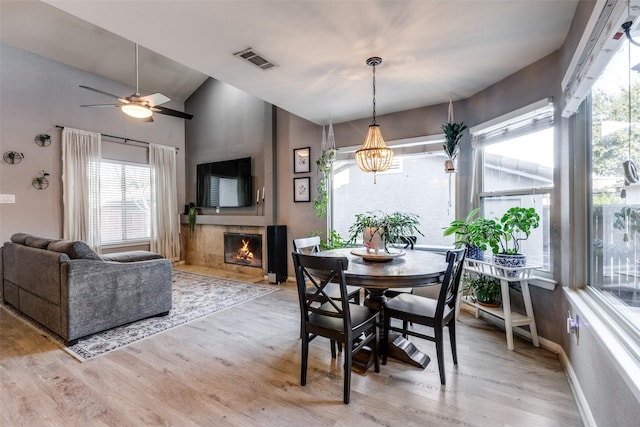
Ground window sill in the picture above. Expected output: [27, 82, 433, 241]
[564, 287, 640, 403]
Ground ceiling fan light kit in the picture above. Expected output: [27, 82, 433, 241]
[122, 104, 152, 119]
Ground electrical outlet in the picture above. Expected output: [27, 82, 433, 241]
[567, 310, 580, 344]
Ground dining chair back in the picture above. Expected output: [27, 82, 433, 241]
[382, 247, 466, 385]
[293, 236, 361, 305]
[292, 252, 380, 404]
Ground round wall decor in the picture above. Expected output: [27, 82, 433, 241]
[34, 134, 51, 147]
[3, 151, 24, 164]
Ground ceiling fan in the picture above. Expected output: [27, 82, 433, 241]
[79, 43, 193, 121]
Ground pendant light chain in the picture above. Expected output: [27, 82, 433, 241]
[372, 63, 377, 125]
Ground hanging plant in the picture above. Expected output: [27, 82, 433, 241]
[313, 149, 334, 217]
[441, 121, 467, 171]
[313, 122, 336, 218]
[441, 98, 467, 173]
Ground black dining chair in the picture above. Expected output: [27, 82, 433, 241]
[384, 235, 416, 299]
[382, 247, 466, 385]
[293, 236, 361, 305]
[292, 252, 380, 404]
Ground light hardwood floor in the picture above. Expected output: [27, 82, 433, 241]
[1, 265, 583, 426]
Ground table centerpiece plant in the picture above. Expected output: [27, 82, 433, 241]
[347, 210, 423, 253]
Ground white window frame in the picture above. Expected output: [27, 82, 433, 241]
[470, 99, 555, 273]
[100, 159, 151, 248]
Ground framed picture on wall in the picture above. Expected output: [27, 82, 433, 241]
[293, 177, 311, 202]
[293, 147, 311, 173]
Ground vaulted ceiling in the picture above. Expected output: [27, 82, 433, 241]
[1, 1, 579, 124]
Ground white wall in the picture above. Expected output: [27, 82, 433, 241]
[0, 44, 186, 244]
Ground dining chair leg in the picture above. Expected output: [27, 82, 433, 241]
[402, 320, 409, 338]
[449, 321, 458, 365]
[330, 340, 337, 358]
[382, 315, 391, 365]
[373, 320, 380, 373]
[301, 336, 309, 386]
[435, 327, 446, 385]
[344, 341, 352, 404]
[354, 291, 361, 305]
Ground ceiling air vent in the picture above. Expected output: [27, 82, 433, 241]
[233, 48, 276, 70]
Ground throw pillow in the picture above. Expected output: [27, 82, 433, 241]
[47, 240, 103, 261]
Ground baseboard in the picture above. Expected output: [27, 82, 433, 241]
[459, 304, 595, 427]
[541, 338, 597, 427]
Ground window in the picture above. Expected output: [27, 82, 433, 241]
[100, 160, 151, 245]
[590, 38, 640, 321]
[332, 139, 455, 247]
[472, 100, 554, 270]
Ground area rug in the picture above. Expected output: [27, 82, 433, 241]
[2, 271, 277, 362]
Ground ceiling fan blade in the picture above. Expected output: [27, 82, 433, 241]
[152, 105, 194, 120]
[80, 104, 121, 108]
[140, 93, 170, 107]
[79, 85, 126, 102]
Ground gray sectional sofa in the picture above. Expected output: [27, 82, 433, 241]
[2, 233, 172, 345]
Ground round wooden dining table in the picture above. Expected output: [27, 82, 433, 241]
[316, 247, 449, 370]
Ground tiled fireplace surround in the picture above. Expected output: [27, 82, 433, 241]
[181, 224, 266, 277]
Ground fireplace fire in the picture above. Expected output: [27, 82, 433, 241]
[224, 233, 263, 268]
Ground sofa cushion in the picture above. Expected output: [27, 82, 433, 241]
[10, 233, 31, 244]
[25, 236, 55, 249]
[47, 240, 103, 261]
[101, 250, 164, 263]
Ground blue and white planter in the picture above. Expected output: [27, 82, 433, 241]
[466, 245, 484, 261]
[493, 253, 526, 277]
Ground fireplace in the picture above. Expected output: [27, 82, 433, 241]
[224, 232, 263, 268]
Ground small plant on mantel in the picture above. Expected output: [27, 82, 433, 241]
[188, 205, 198, 237]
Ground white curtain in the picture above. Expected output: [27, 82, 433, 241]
[149, 143, 180, 261]
[61, 127, 102, 251]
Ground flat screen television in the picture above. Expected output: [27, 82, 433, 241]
[196, 157, 252, 208]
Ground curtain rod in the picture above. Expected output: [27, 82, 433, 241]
[55, 125, 179, 151]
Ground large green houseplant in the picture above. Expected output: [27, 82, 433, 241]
[485, 206, 540, 273]
[347, 211, 423, 253]
[443, 208, 499, 260]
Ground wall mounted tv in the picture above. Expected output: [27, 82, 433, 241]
[196, 157, 252, 208]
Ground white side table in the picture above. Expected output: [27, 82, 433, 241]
[459, 259, 540, 350]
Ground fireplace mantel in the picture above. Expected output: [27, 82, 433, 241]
[181, 214, 267, 227]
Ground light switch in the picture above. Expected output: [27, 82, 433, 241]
[0, 194, 15, 203]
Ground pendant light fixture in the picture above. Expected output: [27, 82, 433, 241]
[355, 57, 393, 184]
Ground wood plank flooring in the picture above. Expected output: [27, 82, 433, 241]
[0, 265, 583, 426]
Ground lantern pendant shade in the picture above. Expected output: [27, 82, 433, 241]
[356, 56, 393, 183]
[355, 124, 393, 183]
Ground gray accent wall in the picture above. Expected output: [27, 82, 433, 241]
[0, 43, 186, 244]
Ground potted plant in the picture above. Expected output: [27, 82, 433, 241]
[486, 206, 540, 272]
[347, 210, 423, 253]
[463, 271, 501, 307]
[441, 121, 467, 172]
[443, 208, 495, 260]
[188, 205, 198, 237]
